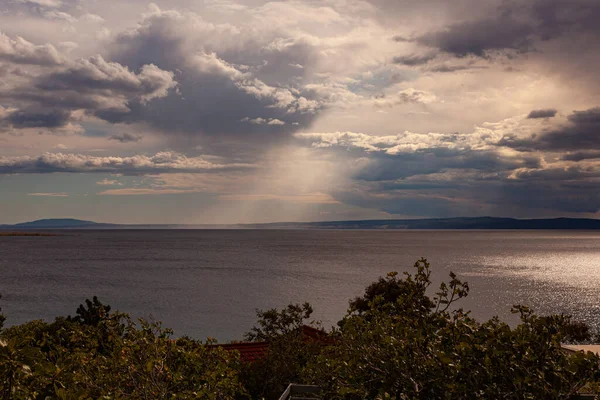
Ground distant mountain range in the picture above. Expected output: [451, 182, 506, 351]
[3, 217, 600, 230]
[5, 218, 110, 229]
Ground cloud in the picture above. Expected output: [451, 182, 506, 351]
[27, 192, 68, 197]
[101, 6, 324, 140]
[568, 107, 600, 124]
[33, 55, 177, 106]
[350, 150, 539, 182]
[332, 172, 600, 217]
[0, 43, 177, 131]
[414, 0, 600, 59]
[295, 108, 600, 217]
[1, 109, 71, 129]
[500, 107, 600, 151]
[0, 31, 63, 65]
[43, 10, 76, 22]
[17, 0, 63, 8]
[296, 128, 496, 154]
[108, 132, 142, 143]
[241, 117, 286, 125]
[527, 108, 557, 119]
[2, 0, 600, 221]
[392, 53, 436, 66]
[98, 188, 202, 195]
[96, 178, 122, 186]
[427, 65, 476, 73]
[296, 129, 540, 181]
[0, 151, 253, 174]
[80, 13, 104, 23]
[373, 88, 438, 107]
[331, 187, 474, 217]
[561, 151, 600, 162]
[417, 13, 535, 57]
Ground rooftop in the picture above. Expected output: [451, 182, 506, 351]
[213, 325, 330, 363]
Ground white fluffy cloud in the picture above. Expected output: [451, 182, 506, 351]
[0, 32, 63, 65]
[0, 151, 252, 174]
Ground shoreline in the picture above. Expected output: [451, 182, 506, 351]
[0, 232, 60, 236]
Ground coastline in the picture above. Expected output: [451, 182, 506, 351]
[0, 232, 60, 236]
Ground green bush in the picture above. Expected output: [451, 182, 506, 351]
[304, 259, 600, 399]
[241, 303, 322, 399]
[0, 294, 5, 331]
[0, 301, 245, 399]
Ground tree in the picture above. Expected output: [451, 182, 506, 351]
[0, 300, 245, 399]
[241, 303, 322, 400]
[346, 259, 468, 318]
[0, 294, 5, 331]
[306, 259, 600, 399]
[67, 296, 111, 326]
[244, 302, 314, 342]
[72, 316, 246, 399]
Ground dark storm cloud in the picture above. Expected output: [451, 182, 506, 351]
[527, 108, 557, 119]
[508, 166, 598, 181]
[105, 8, 321, 140]
[489, 180, 600, 214]
[415, 0, 600, 58]
[427, 64, 487, 73]
[332, 187, 467, 217]
[100, 74, 317, 140]
[5, 90, 111, 111]
[568, 107, 600, 124]
[561, 151, 600, 162]
[352, 149, 540, 181]
[33, 56, 173, 95]
[0, 50, 177, 131]
[500, 107, 600, 151]
[2, 109, 70, 128]
[297, 125, 600, 216]
[418, 13, 535, 57]
[297, 131, 541, 182]
[334, 169, 600, 217]
[392, 53, 436, 66]
[108, 132, 142, 143]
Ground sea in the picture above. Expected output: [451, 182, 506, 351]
[1, 229, 600, 342]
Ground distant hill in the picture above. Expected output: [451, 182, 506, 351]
[260, 217, 600, 230]
[1, 218, 113, 229]
[2, 217, 600, 230]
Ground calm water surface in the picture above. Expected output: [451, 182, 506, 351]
[1, 230, 600, 341]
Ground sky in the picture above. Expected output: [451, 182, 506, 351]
[1, 0, 600, 224]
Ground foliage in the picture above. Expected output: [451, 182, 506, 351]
[0, 294, 5, 331]
[67, 295, 111, 326]
[244, 302, 314, 342]
[0, 300, 245, 399]
[305, 258, 600, 399]
[2, 258, 600, 399]
[241, 303, 322, 399]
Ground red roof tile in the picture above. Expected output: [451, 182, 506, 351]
[215, 341, 269, 363]
[213, 325, 332, 363]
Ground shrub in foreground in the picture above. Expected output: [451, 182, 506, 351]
[240, 303, 323, 399]
[0, 300, 245, 399]
[304, 259, 600, 399]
